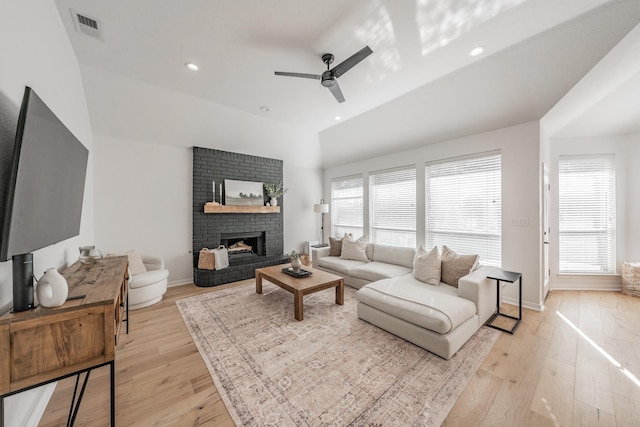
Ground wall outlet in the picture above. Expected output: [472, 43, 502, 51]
[511, 216, 529, 226]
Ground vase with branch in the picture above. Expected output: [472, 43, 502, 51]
[264, 182, 288, 206]
[289, 249, 302, 273]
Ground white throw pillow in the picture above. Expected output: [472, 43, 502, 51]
[126, 249, 147, 276]
[413, 245, 441, 285]
[340, 235, 369, 262]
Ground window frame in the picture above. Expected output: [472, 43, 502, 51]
[368, 165, 417, 247]
[330, 175, 364, 239]
[558, 154, 616, 274]
[425, 151, 502, 267]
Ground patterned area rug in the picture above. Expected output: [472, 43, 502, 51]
[176, 282, 499, 426]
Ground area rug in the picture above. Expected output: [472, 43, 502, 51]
[176, 282, 499, 426]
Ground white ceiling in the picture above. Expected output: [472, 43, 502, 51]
[53, 0, 640, 165]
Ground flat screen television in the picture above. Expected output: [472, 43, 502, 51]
[1, 87, 88, 310]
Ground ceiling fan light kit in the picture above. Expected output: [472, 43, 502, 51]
[275, 45, 373, 103]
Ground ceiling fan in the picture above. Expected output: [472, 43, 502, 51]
[275, 46, 373, 103]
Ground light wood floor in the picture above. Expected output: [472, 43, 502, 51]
[39, 282, 640, 426]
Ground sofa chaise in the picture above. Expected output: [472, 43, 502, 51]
[312, 241, 496, 359]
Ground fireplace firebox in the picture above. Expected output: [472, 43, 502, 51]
[220, 231, 265, 262]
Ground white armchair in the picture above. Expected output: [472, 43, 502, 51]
[128, 254, 168, 310]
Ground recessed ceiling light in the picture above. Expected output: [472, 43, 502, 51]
[185, 62, 199, 71]
[334, 116, 341, 121]
[469, 46, 485, 57]
[260, 106, 271, 112]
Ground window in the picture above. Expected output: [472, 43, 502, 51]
[425, 152, 501, 266]
[369, 167, 416, 247]
[331, 175, 363, 238]
[559, 154, 615, 273]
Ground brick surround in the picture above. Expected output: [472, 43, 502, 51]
[192, 147, 287, 286]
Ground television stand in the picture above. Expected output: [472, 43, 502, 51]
[0, 256, 129, 426]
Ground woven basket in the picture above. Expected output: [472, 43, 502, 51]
[198, 248, 215, 270]
[622, 262, 640, 297]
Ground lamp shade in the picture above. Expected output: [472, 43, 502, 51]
[314, 203, 329, 214]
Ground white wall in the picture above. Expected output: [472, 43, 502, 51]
[322, 121, 543, 310]
[87, 69, 324, 284]
[626, 133, 640, 261]
[0, 0, 94, 425]
[549, 134, 639, 290]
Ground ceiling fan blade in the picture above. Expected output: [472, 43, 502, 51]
[331, 46, 373, 78]
[327, 80, 345, 103]
[274, 71, 321, 80]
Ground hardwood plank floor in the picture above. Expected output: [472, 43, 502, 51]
[38, 283, 640, 426]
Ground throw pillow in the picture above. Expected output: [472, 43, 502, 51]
[413, 245, 441, 285]
[329, 236, 344, 257]
[440, 245, 478, 288]
[126, 249, 147, 276]
[340, 235, 369, 262]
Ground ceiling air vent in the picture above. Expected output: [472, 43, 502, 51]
[70, 9, 102, 40]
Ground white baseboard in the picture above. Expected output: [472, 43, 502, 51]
[550, 284, 622, 291]
[4, 383, 56, 427]
[168, 279, 193, 287]
[501, 296, 544, 312]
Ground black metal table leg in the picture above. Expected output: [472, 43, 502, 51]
[67, 371, 91, 427]
[126, 293, 129, 334]
[110, 360, 115, 426]
[0, 361, 114, 427]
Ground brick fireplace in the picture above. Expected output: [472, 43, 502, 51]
[192, 147, 287, 286]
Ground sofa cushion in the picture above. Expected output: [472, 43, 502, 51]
[349, 262, 412, 282]
[317, 256, 367, 275]
[441, 246, 479, 288]
[413, 245, 441, 285]
[371, 244, 415, 268]
[356, 275, 476, 334]
[340, 235, 369, 262]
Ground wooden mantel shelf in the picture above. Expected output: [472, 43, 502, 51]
[204, 203, 280, 214]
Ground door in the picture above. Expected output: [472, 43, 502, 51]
[542, 163, 550, 299]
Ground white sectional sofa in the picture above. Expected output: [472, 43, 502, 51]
[312, 243, 415, 289]
[312, 243, 496, 359]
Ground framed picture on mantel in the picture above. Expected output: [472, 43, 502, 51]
[224, 179, 264, 206]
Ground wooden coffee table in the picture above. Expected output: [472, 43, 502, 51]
[255, 264, 344, 321]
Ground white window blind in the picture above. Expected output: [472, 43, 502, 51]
[559, 154, 615, 274]
[369, 167, 416, 247]
[425, 153, 501, 266]
[331, 175, 363, 238]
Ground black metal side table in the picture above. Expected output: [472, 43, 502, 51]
[486, 269, 522, 334]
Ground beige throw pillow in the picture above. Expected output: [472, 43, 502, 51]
[126, 249, 147, 275]
[440, 245, 478, 288]
[413, 245, 441, 285]
[340, 235, 369, 262]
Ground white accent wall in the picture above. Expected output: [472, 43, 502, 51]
[321, 121, 543, 311]
[0, 1, 94, 425]
[86, 68, 324, 284]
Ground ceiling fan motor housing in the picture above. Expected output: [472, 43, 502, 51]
[321, 71, 335, 87]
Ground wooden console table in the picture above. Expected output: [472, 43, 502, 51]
[0, 256, 129, 426]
